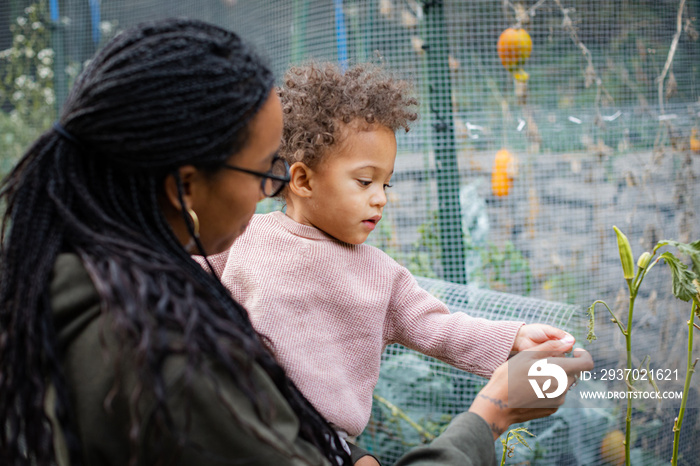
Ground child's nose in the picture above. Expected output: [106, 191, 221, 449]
[371, 188, 387, 207]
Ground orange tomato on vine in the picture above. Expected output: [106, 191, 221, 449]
[497, 27, 532, 82]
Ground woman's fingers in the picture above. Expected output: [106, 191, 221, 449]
[549, 348, 594, 375]
[470, 339, 596, 438]
[508, 342, 593, 405]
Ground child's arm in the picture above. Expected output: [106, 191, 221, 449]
[384, 268, 524, 377]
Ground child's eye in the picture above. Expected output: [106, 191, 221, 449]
[357, 180, 372, 187]
[383, 184, 393, 190]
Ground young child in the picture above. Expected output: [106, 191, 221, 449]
[201, 62, 571, 463]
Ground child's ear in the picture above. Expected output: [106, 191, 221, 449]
[288, 162, 314, 198]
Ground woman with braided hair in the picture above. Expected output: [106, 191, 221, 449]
[0, 17, 349, 466]
[0, 17, 592, 466]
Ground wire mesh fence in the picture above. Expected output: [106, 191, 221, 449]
[2, 1, 699, 465]
[365, 277, 586, 464]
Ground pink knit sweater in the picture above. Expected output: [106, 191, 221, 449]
[202, 211, 524, 436]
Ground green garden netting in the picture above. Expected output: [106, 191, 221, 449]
[361, 277, 587, 464]
[2, 1, 699, 464]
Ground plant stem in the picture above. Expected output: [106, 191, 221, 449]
[373, 394, 435, 442]
[671, 301, 698, 465]
[624, 283, 636, 466]
[621, 265, 651, 466]
[500, 435, 510, 466]
[591, 299, 626, 334]
[656, 0, 686, 115]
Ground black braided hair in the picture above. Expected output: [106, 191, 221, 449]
[0, 18, 349, 466]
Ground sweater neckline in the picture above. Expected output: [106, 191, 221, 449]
[269, 211, 333, 241]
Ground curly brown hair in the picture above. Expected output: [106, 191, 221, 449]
[278, 61, 418, 167]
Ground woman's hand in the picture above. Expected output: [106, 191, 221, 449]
[469, 337, 593, 439]
[511, 323, 574, 353]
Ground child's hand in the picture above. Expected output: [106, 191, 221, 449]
[511, 324, 574, 353]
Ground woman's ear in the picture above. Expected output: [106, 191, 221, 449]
[287, 162, 314, 198]
[162, 165, 199, 211]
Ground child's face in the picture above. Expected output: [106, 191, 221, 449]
[306, 123, 396, 244]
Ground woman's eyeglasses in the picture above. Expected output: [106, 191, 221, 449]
[223, 155, 291, 198]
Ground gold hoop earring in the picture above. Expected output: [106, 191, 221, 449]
[187, 208, 200, 238]
[184, 208, 200, 252]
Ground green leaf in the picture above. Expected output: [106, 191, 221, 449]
[656, 240, 700, 275]
[513, 431, 534, 451]
[659, 252, 699, 302]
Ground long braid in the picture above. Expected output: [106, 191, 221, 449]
[0, 18, 349, 466]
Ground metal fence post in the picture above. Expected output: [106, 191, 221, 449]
[49, 0, 67, 113]
[421, 0, 466, 284]
[291, 0, 308, 63]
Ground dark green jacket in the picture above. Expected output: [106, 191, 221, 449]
[49, 253, 496, 465]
